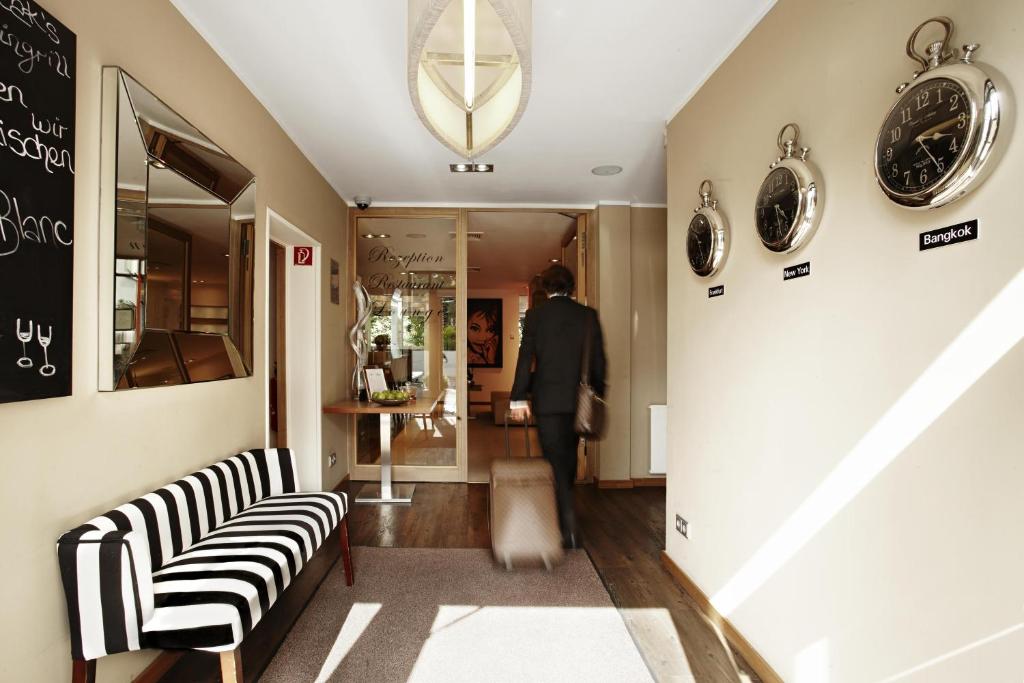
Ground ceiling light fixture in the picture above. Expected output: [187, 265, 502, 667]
[361, 233, 391, 239]
[591, 165, 623, 176]
[449, 162, 494, 173]
[409, 0, 532, 159]
[463, 0, 475, 110]
[549, 258, 560, 263]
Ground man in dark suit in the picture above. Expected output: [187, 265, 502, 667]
[509, 265, 607, 548]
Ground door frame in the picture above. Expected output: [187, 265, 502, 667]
[347, 208, 469, 483]
[347, 206, 593, 483]
[266, 208, 323, 492]
[269, 241, 288, 447]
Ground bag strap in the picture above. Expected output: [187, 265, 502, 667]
[580, 311, 592, 386]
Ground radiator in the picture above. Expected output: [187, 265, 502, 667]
[649, 404, 667, 474]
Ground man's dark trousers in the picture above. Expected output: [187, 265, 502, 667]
[535, 412, 579, 541]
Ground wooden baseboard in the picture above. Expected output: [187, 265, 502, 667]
[595, 478, 634, 489]
[660, 551, 782, 683]
[331, 473, 351, 492]
[594, 477, 666, 489]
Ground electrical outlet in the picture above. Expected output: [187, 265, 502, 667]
[675, 514, 688, 538]
[328, 452, 337, 467]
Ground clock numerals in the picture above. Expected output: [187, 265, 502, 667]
[755, 167, 800, 248]
[875, 78, 971, 195]
[687, 213, 722, 276]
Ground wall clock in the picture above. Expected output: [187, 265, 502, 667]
[754, 123, 823, 253]
[874, 16, 1004, 209]
[686, 180, 728, 277]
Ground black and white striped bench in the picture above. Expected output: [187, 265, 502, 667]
[57, 448, 352, 683]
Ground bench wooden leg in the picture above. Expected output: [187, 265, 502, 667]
[219, 648, 242, 683]
[71, 659, 95, 683]
[340, 516, 354, 586]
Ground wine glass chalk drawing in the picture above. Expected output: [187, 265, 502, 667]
[37, 325, 56, 377]
[16, 319, 34, 369]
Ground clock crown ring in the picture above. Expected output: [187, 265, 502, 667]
[699, 179, 714, 207]
[777, 122, 801, 158]
[905, 16, 955, 73]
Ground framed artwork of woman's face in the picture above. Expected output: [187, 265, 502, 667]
[467, 298, 502, 368]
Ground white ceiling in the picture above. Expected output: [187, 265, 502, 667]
[467, 211, 575, 289]
[171, 0, 773, 206]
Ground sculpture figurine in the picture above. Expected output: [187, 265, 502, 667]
[349, 277, 372, 399]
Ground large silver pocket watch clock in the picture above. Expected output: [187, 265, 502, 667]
[686, 180, 728, 277]
[754, 123, 823, 253]
[874, 16, 1005, 209]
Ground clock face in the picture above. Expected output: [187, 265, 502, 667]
[876, 77, 970, 195]
[687, 214, 714, 272]
[755, 166, 800, 248]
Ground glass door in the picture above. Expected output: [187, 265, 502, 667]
[349, 212, 467, 483]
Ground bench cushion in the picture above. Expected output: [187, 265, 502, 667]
[143, 492, 346, 651]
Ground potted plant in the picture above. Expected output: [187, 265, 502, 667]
[373, 334, 390, 351]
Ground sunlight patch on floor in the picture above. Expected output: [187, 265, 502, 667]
[315, 602, 382, 683]
[618, 607, 696, 682]
[408, 605, 654, 682]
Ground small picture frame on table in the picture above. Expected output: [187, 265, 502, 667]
[363, 367, 389, 397]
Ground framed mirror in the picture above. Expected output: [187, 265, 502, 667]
[99, 68, 255, 390]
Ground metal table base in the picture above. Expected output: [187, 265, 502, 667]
[355, 412, 416, 504]
[355, 482, 416, 504]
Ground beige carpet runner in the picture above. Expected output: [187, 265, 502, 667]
[261, 547, 653, 682]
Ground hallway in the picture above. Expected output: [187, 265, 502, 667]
[346, 482, 761, 682]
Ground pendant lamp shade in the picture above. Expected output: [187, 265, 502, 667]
[408, 0, 532, 159]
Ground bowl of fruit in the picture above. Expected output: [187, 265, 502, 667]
[369, 389, 413, 406]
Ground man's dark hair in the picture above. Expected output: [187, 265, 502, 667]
[540, 264, 574, 295]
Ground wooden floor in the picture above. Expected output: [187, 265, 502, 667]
[345, 481, 760, 683]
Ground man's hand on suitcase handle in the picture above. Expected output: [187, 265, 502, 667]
[509, 401, 532, 423]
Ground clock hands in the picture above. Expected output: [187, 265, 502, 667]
[774, 204, 788, 228]
[915, 139, 943, 170]
[914, 117, 961, 141]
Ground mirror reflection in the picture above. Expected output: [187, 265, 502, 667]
[107, 68, 255, 390]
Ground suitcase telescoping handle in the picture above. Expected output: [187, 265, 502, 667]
[503, 410, 531, 459]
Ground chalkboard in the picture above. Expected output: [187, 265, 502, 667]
[0, 1, 75, 404]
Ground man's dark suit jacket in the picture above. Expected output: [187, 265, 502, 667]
[510, 296, 607, 415]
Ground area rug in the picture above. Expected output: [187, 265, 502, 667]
[261, 547, 653, 682]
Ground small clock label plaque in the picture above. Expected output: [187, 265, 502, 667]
[708, 285, 725, 298]
[783, 262, 810, 281]
[919, 219, 978, 251]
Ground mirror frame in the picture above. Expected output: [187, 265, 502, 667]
[98, 67, 256, 391]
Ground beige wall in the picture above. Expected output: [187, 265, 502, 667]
[468, 288, 523, 407]
[666, 0, 1024, 680]
[593, 205, 667, 482]
[595, 204, 632, 481]
[0, 1, 350, 681]
[629, 207, 667, 478]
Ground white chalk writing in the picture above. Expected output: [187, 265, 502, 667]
[0, 0, 60, 45]
[0, 20, 70, 77]
[0, 78, 26, 108]
[0, 115, 74, 174]
[0, 186, 72, 256]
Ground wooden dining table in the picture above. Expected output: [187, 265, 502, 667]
[323, 393, 443, 504]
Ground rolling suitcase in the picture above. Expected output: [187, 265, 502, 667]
[490, 412, 564, 570]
